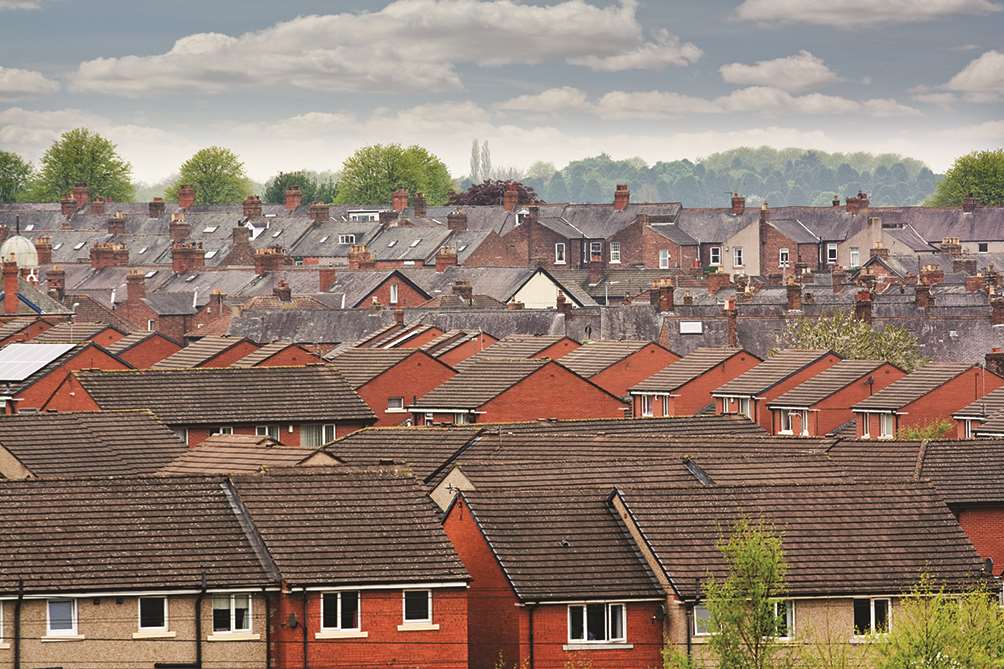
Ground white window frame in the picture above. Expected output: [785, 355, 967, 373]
[693, 604, 712, 636]
[256, 424, 280, 440]
[554, 242, 566, 265]
[402, 589, 432, 624]
[46, 598, 78, 637]
[859, 412, 871, 439]
[849, 247, 861, 268]
[780, 410, 795, 434]
[853, 598, 891, 635]
[137, 596, 169, 632]
[301, 423, 337, 447]
[387, 396, 405, 412]
[662, 396, 670, 416]
[609, 242, 621, 264]
[979, 242, 989, 254]
[773, 600, 795, 639]
[826, 244, 838, 264]
[210, 426, 234, 436]
[640, 395, 653, 417]
[320, 591, 361, 632]
[710, 246, 722, 266]
[738, 397, 752, 419]
[146, 320, 155, 332]
[779, 247, 790, 268]
[338, 234, 356, 245]
[389, 283, 399, 305]
[658, 248, 670, 269]
[879, 413, 894, 439]
[424, 412, 434, 425]
[212, 594, 252, 634]
[590, 241, 603, 262]
[0, 602, 4, 643]
[963, 419, 973, 439]
[567, 603, 627, 644]
[733, 246, 744, 268]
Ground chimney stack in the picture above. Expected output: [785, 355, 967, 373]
[759, 201, 769, 225]
[285, 185, 303, 212]
[915, 282, 931, 309]
[227, 225, 254, 265]
[71, 183, 89, 210]
[650, 278, 675, 312]
[89, 242, 129, 270]
[309, 202, 330, 225]
[846, 191, 870, 214]
[987, 348, 1004, 376]
[447, 210, 468, 232]
[272, 279, 292, 302]
[613, 184, 630, 211]
[832, 194, 840, 207]
[963, 192, 979, 214]
[254, 246, 289, 275]
[319, 267, 337, 293]
[171, 241, 205, 274]
[919, 264, 945, 286]
[169, 212, 191, 243]
[831, 266, 847, 293]
[941, 237, 963, 257]
[89, 196, 106, 216]
[149, 197, 166, 219]
[730, 192, 745, 216]
[46, 265, 65, 301]
[34, 237, 52, 265]
[3, 260, 19, 314]
[452, 280, 473, 303]
[786, 278, 802, 311]
[242, 195, 262, 220]
[60, 195, 76, 218]
[854, 289, 873, 323]
[503, 184, 519, 212]
[953, 255, 977, 275]
[724, 298, 738, 348]
[392, 189, 408, 213]
[177, 184, 195, 209]
[413, 192, 427, 218]
[347, 244, 375, 270]
[127, 269, 146, 304]
[436, 246, 458, 272]
[106, 211, 127, 235]
[994, 299, 1004, 327]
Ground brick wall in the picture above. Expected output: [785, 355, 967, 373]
[760, 224, 801, 278]
[362, 277, 429, 309]
[530, 338, 581, 360]
[17, 346, 130, 410]
[631, 350, 761, 417]
[0, 318, 58, 346]
[956, 505, 1004, 575]
[116, 335, 182, 369]
[529, 602, 664, 669]
[478, 362, 628, 423]
[177, 421, 371, 448]
[436, 333, 498, 367]
[589, 344, 680, 399]
[252, 346, 322, 367]
[194, 340, 259, 368]
[358, 352, 456, 426]
[461, 231, 524, 267]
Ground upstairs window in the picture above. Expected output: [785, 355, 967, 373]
[322, 592, 360, 631]
[853, 598, 890, 635]
[403, 590, 432, 624]
[554, 243, 566, 265]
[210, 426, 234, 436]
[568, 603, 626, 643]
[213, 594, 251, 634]
[849, 248, 861, 268]
[338, 234, 356, 244]
[387, 397, 405, 411]
[256, 425, 280, 440]
[710, 246, 722, 266]
[389, 283, 399, 305]
[47, 599, 77, 637]
[609, 242, 621, 264]
[979, 242, 989, 253]
[590, 241, 603, 262]
[138, 596, 168, 632]
[779, 248, 790, 268]
[773, 601, 794, 638]
[659, 249, 670, 269]
[301, 423, 336, 447]
[827, 243, 838, 263]
[640, 395, 653, 417]
[879, 413, 894, 439]
[733, 246, 744, 268]
[693, 604, 713, 636]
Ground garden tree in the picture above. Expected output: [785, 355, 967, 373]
[166, 147, 253, 205]
[480, 141, 492, 185]
[897, 419, 954, 441]
[928, 149, 1004, 207]
[0, 151, 33, 203]
[470, 139, 481, 183]
[29, 128, 133, 202]
[334, 144, 453, 206]
[262, 170, 337, 205]
[448, 180, 541, 206]
[525, 161, 556, 181]
[776, 311, 925, 372]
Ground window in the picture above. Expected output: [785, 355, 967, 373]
[590, 241, 603, 262]
[827, 244, 838, 264]
[963, 419, 974, 439]
[568, 603, 626, 643]
[409, 238, 422, 248]
[203, 225, 219, 233]
[73, 241, 86, 250]
[779, 247, 790, 268]
[256, 425, 280, 440]
[387, 396, 405, 411]
[454, 412, 470, 425]
[338, 234, 356, 244]
[47, 599, 77, 636]
[147, 320, 155, 332]
[210, 426, 234, 436]
[319, 236, 329, 244]
[853, 598, 890, 635]
[640, 395, 653, 417]
[321, 592, 360, 631]
[662, 396, 670, 416]
[138, 597, 168, 631]
[849, 247, 861, 268]
[659, 249, 670, 269]
[710, 246, 722, 266]
[403, 590, 432, 624]
[780, 410, 807, 436]
[879, 413, 894, 439]
[609, 242, 621, 264]
[213, 594, 252, 634]
[389, 284, 399, 305]
[302, 423, 336, 447]
[979, 242, 989, 253]
[733, 246, 744, 267]
[859, 413, 870, 439]
[739, 397, 752, 419]
[554, 243, 566, 264]
[693, 604, 713, 636]
[773, 601, 794, 639]
[138, 246, 148, 255]
[0, 602, 3, 643]
[272, 229, 282, 238]
[144, 270, 158, 279]
[204, 249, 218, 259]
[423, 412, 434, 425]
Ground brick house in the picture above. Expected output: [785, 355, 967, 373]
[157, 433, 341, 475]
[153, 335, 259, 369]
[410, 358, 627, 425]
[467, 334, 580, 362]
[102, 331, 183, 368]
[712, 349, 843, 431]
[326, 269, 433, 309]
[328, 348, 457, 426]
[767, 359, 907, 436]
[43, 365, 375, 446]
[0, 342, 131, 411]
[418, 329, 499, 367]
[557, 340, 680, 399]
[853, 363, 1004, 439]
[30, 320, 128, 348]
[231, 341, 321, 367]
[355, 319, 445, 349]
[0, 316, 58, 346]
[630, 347, 762, 417]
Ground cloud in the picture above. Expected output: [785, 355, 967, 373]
[0, 66, 59, 100]
[497, 87, 592, 113]
[0, 0, 41, 9]
[735, 0, 1001, 26]
[946, 50, 1004, 99]
[71, 0, 699, 96]
[911, 91, 959, 108]
[595, 90, 722, 119]
[720, 50, 837, 92]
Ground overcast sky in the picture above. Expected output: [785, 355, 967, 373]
[1, 0, 1002, 183]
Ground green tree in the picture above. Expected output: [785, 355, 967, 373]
[166, 147, 252, 205]
[897, 419, 954, 441]
[334, 144, 454, 206]
[263, 170, 318, 204]
[0, 151, 33, 203]
[927, 149, 1004, 207]
[31, 128, 133, 201]
[776, 311, 925, 372]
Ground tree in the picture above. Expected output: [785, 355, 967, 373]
[263, 170, 323, 204]
[480, 141, 492, 185]
[334, 144, 454, 206]
[166, 147, 253, 205]
[0, 151, 33, 203]
[896, 419, 954, 441]
[31, 128, 133, 201]
[470, 140, 481, 183]
[928, 149, 1004, 207]
[776, 311, 925, 372]
[448, 180, 541, 206]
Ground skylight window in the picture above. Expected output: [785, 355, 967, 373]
[272, 229, 282, 238]
[319, 235, 329, 244]
[73, 241, 85, 250]
[203, 226, 218, 233]
[410, 238, 422, 247]
[204, 249, 218, 259]
[138, 246, 148, 254]
[458, 244, 468, 252]
[185, 274, 198, 282]
[53, 242, 62, 250]
[387, 240, 398, 248]
[24, 224, 34, 232]
[144, 270, 158, 279]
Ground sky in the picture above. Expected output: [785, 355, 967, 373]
[0, 0, 1002, 184]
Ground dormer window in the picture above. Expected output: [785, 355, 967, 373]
[338, 234, 356, 244]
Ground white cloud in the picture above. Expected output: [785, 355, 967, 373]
[946, 50, 1004, 98]
[720, 51, 837, 92]
[595, 90, 721, 119]
[0, 66, 59, 100]
[735, 0, 1001, 26]
[497, 87, 592, 113]
[0, 0, 41, 9]
[72, 0, 699, 96]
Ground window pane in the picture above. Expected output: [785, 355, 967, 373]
[404, 591, 429, 621]
[569, 606, 584, 640]
[388, 397, 404, 410]
[139, 597, 166, 629]
[694, 604, 712, 635]
[323, 424, 336, 444]
[609, 604, 624, 640]
[301, 424, 323, 448]
[49, 600, 73, 631]
[874, 599, 889, 632]
[322, 593, 339, 629]
[853, 599, 871, 634]
[585, 604, 606, 641]
[341, 592, 359, 630]
[774, 601, 791, 637]
[212, 596, 230, 632]
[233, 595, 251, 631]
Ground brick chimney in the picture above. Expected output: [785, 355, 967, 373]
[941, 237, 963, 256]
[169, 212, 191, 243]
[60, 195, 76, 218]
[724, 298, 738, 347]
[915, 282, 931, 308]
[285, 185, 303, 212]
[436, 246, 458, 272]
[854, 289, 873, 323]
[870, 242, 889, 259]
[613, 184, 630, 211]
[987, 348, 1004, 376]
[447, 210, 468, 232]
[832, 267, 847, 293]
[920, 264, 945, 286]
[503, 184, 519, 213]
[71, 183, 89, 210]
[228, 225, 254, 265]
[272, 279, 292, 302]
[846, 191, 870, 214]
[243, 195, 262, 220]
[90, 196, 105, 216]
[953, 255, 978, 275]
[759, 201, 769, 225]
[452, 280, 473, 303]
[319, 267, 337, 293]
[127, 269, 146, 304]
[106, 211, 127, 235]
[786, 278, 802, 311]
[34, 237, 52, 265]
[392, 189, 408, 213]
[965, 274, 985, 293]
[254, 246, 289, 275]
[46, 265, 65, 301]
[348, 244, 375, 270]
[730, 192, 745, 216]
[149, 197, 166, 219]
[89, 242, 129, 270]
[994, 299, 1004, 327]
[309, 202, 330, 225]
[413, 192, 427, 218]
[963, 192, 979, 214]
[706, 272, 732, 295]
[177, 184, 195, 209]
[171, 241, 205, 274]
[3, 260, 19, 314]
[649, 278, 674, 312]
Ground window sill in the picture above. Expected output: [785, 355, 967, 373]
[41, 634, 85, 642]
[133, 630, 176, 639]
[563, 643, 633, 651]
[207, 632, 260, 642]
[385, 408, 408, 414]
[316, 630, 369, 640]
[0, 643, 9, 650]
[397, 622, 440, 632]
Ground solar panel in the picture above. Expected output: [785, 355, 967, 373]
[0, 343, 75, 382]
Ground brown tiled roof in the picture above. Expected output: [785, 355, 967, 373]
[328, 427, 479, 482]
[617, 481, 989, 599]
[557, 340, 653, 378]
[713, 349, 834, 397]
[974, 414, 1004, 434]
[0, 410, 186, 478]
[420, 329, 493, 358]
[153, 335, 253, 369]
[232, 341, 308, 368]
[411, 358, 548, 409]
[0, 317, 40, 341]
[158, 434, 336, 475]
[327, 348, 416, 388]
[465, 334, 574, 363]
[770, 359, 888, 408]
[74, 365, 374, 425]
[103, 331, 158, 355]
[463, 488, 663, 601]
[853, 362, 973, 411]
[954, 385, 1004, 419]
[234, 468, 468, 587]
[31, 321, 124, 344]
[633, 347, 756, 393]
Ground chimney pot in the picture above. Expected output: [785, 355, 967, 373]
[613, 184, 630, 211]
[3, 260, 19, 314]
[285, 185, 303, 212]
[730, 192, 746, 216]
[177, 184, 195, 209]
[392, 189, 408, 213]
[447, 210, 468, 232]
[171, 240, 206, 274]
[436, 246, 458, 272]
[272, 279, 292, 302]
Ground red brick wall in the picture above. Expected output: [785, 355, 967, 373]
[436, 333, 499, 368]
[529, 602, 664, 669]
[41, 374, 102, 412]
[196, 340, 259, 368]
[760, 224, 800, 278]
[479, 362, 627, 423]
[530, 338, 580, 360]
[632, 350, 761, 417]
[271, 587, 468, 669]
[86, 326, 127, 348]
[956, 506, 1004, 575]
[589, 344, 680, 399]
[458, 231, 523, 267]
[17, 346, 130, 410]
[117, 335, 183, 369]
[0, 318, 56, 345]
[358, 352, 456, 426]
[610, 220, 699, 270]
[252, 346, 322, 367]
[180, 421, 371, 447]
[363, 277, 428, 308]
